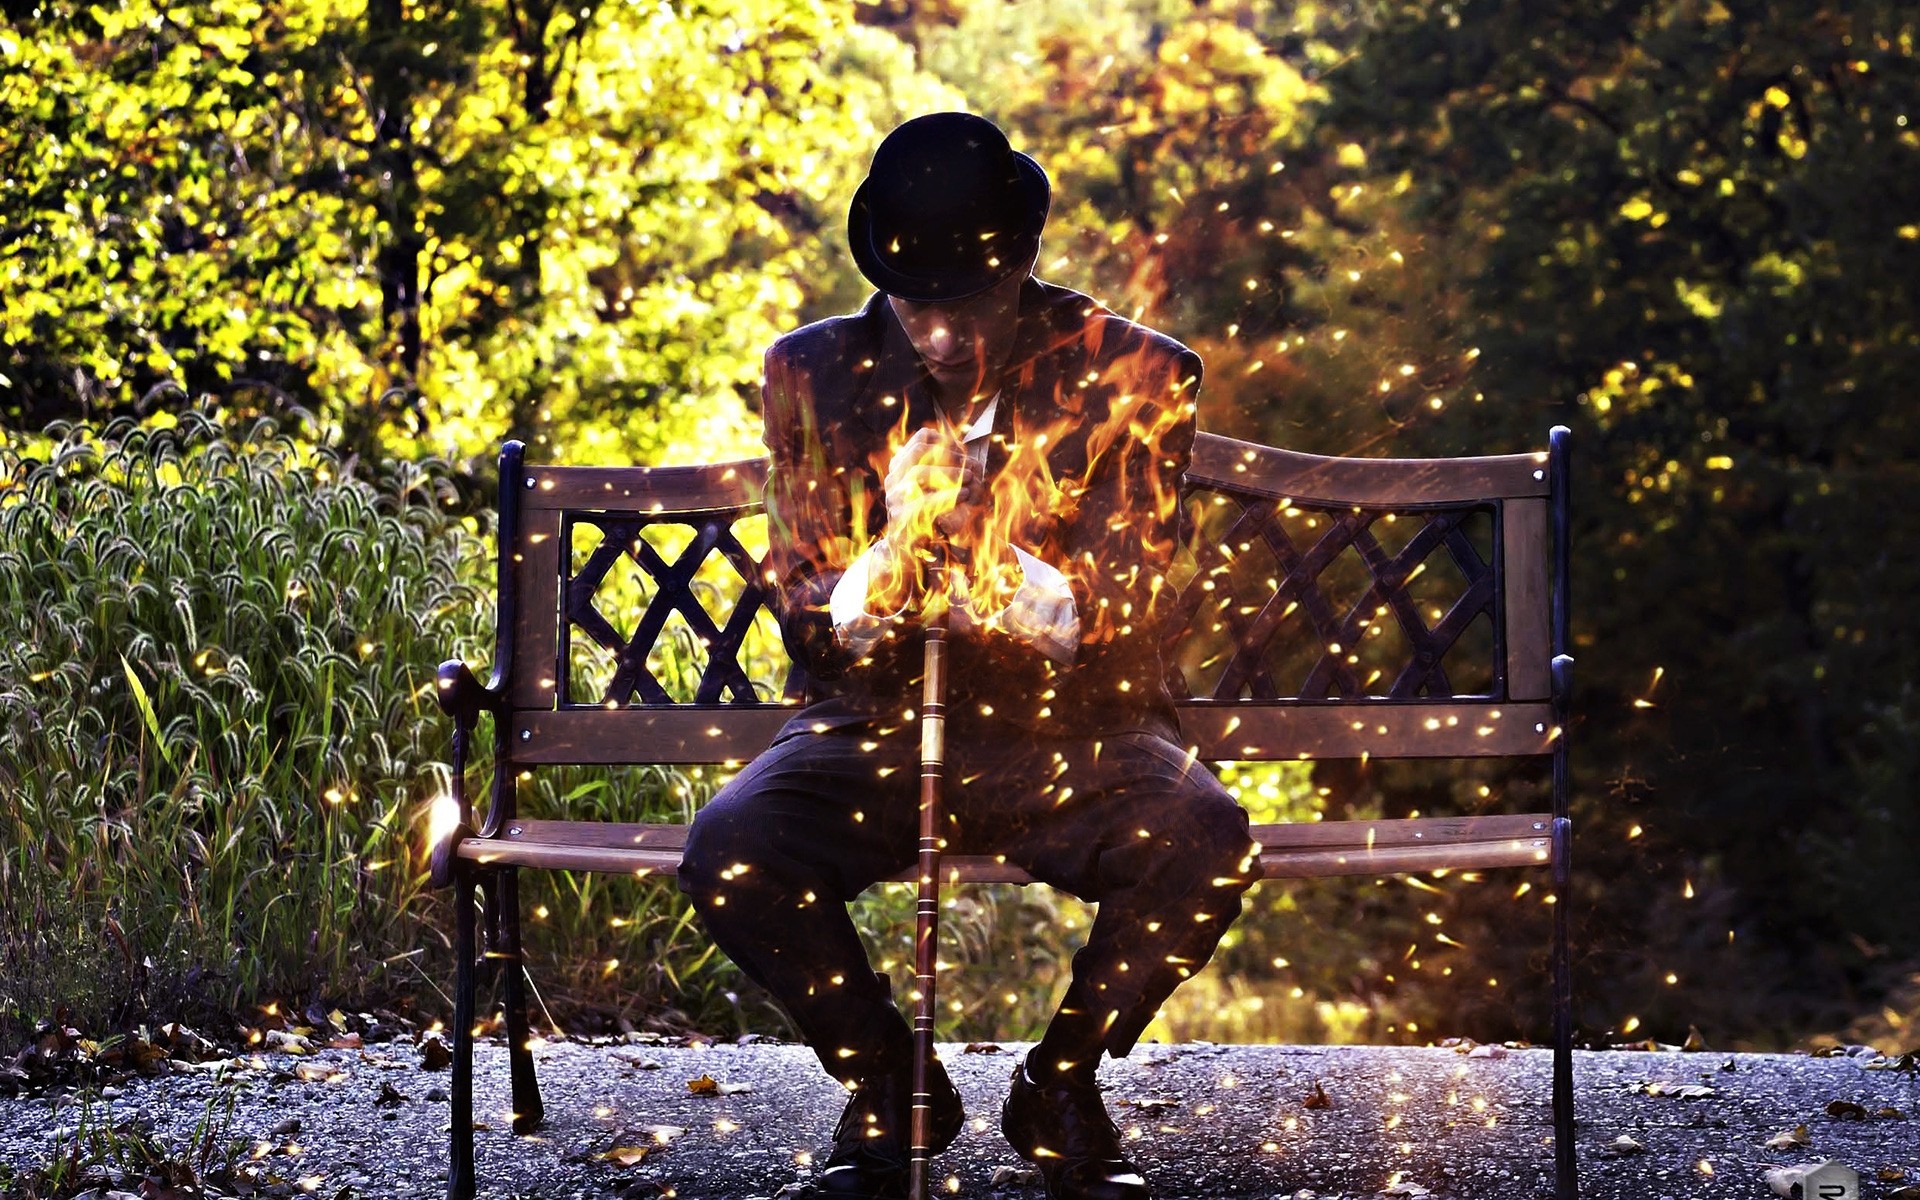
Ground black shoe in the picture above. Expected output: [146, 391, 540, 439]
[798, 1058, 966, 1199]
[1001, 1058, 1151, 1200]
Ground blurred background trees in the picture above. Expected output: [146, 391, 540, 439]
[4, 0, 1917, 1051]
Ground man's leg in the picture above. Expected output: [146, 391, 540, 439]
[678, 728, 919, 1083]
[959, 729, 1257, 1199]
[680, 727, 966, 1197]
[961, 730, 1259, 1081]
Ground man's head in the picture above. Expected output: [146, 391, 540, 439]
[849, 112, 1050, 399]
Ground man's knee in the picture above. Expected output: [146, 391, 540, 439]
[678, 792, 753, 900]
[1201, 794, 1258, 884]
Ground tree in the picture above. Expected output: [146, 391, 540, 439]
[1326, 0, 1920, 1042]
[1, 0, 957, 466]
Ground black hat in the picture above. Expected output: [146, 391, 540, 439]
[848, 112, 1051, 303]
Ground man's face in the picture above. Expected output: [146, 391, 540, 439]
[888, 268, 1028, 403]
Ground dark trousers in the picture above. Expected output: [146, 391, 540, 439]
[679, 718, 1257, 1084]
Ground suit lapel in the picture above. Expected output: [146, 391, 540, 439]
[856, 294, 940, 441]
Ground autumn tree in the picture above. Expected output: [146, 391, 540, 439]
[1, 0, 956, 465]
[1327, 0, 1920, 1041]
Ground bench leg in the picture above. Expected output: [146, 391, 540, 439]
[450, 873, 478, 1200]
[497, 869, 545, 1134]
[1551, 816, 1577, 1200]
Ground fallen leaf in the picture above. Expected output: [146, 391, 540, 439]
[686, 1074, 719, 1096]
[376, 1081, 407, 1107]
[1874, 1106, 1905, 1119]
[1825, 1099, 1869, 1120]
[991, 1166, 1041, 1187]
[263, 1030, 312, 1055]
[963, 1042, 1005, 1054]
[1303, 1081, 1332, 1110]
[1609, 1135, 1645, 1155]
[1467, 1043, 1508, 1059]
[1641, 1081, 1715, 1099]
[1378, 1183, 1431, 1197]
[1889, 1186, 1920, 1199]
[272, 1118, 301, 1137]
[418, 1036, 451, 1072]
[328, 1033, 364, 1050]
[633, 1124, 687, 1144]
[1877, 1166, 1908, 1182]
[1683, 1025, 1708, 1052]
[600, 1145, 651, 1166]
[1765, 1124, 1810, 1150]
[1123, 1098, 1180, 1111]
[293, 1062, 343, 1083]
[716, 1080, 753, 1096]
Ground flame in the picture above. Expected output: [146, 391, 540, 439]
[762, 286, 1202, 691]
[894, 334, 1193, 641]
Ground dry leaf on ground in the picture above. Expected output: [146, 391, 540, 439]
[633, 1124, 687, 1144]
[1764, 1124, 1810, 1150]
[1641, 1081, 1715, 1099]
[418, 1035, 451, 1071]
[1303, 1081, 1332, 1109]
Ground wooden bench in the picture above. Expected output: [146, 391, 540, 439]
[428, 427, 1577, 1200]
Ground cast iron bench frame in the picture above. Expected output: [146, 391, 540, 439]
[428, 426, 1577, 1199]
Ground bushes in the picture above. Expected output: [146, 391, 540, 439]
[0, 413, 489, 1037]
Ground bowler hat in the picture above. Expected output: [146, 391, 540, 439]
[848, 112, 1051, 303]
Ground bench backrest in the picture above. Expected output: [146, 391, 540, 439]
[488, 430, 1569, 768]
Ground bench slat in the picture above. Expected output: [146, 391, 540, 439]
[506, 702, 1557, 765]
[1186, 434, 1549, 505]
[522, 460, 766, 513]
[1175, 702, 1555, 760]
[508, 437, 1552, 515]
[1502, 497, 1553, 701]
[511, 508, 563, 710]
[456, 813, 1556, 881]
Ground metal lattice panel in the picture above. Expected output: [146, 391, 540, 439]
[561, 510, 781, 707]
[1167, 488, 1502, 702]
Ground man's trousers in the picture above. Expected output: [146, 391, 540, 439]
[678, 719, 1258, 1084]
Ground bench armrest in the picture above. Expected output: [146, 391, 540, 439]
[435, 659, 506, 726]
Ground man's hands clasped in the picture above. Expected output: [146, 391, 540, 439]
[867, 428, 996, 618]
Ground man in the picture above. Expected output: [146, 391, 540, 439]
[679, 112, 1257, 1200]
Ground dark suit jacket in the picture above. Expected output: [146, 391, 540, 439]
[760, 277, 1203, 742]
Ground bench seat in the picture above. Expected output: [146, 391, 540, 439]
[460, 812, 1557, 882]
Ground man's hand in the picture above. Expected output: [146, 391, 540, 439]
[865, 428, 985, 615]
[883, 427, 985, 556]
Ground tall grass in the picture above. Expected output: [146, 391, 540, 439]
[0, 411, 1411, 1050]
[0, 413, 489, 1038]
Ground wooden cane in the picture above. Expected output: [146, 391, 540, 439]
[906, 550, 952, 1200]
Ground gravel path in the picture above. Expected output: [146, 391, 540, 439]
[1, 1038, 1914, 1199]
